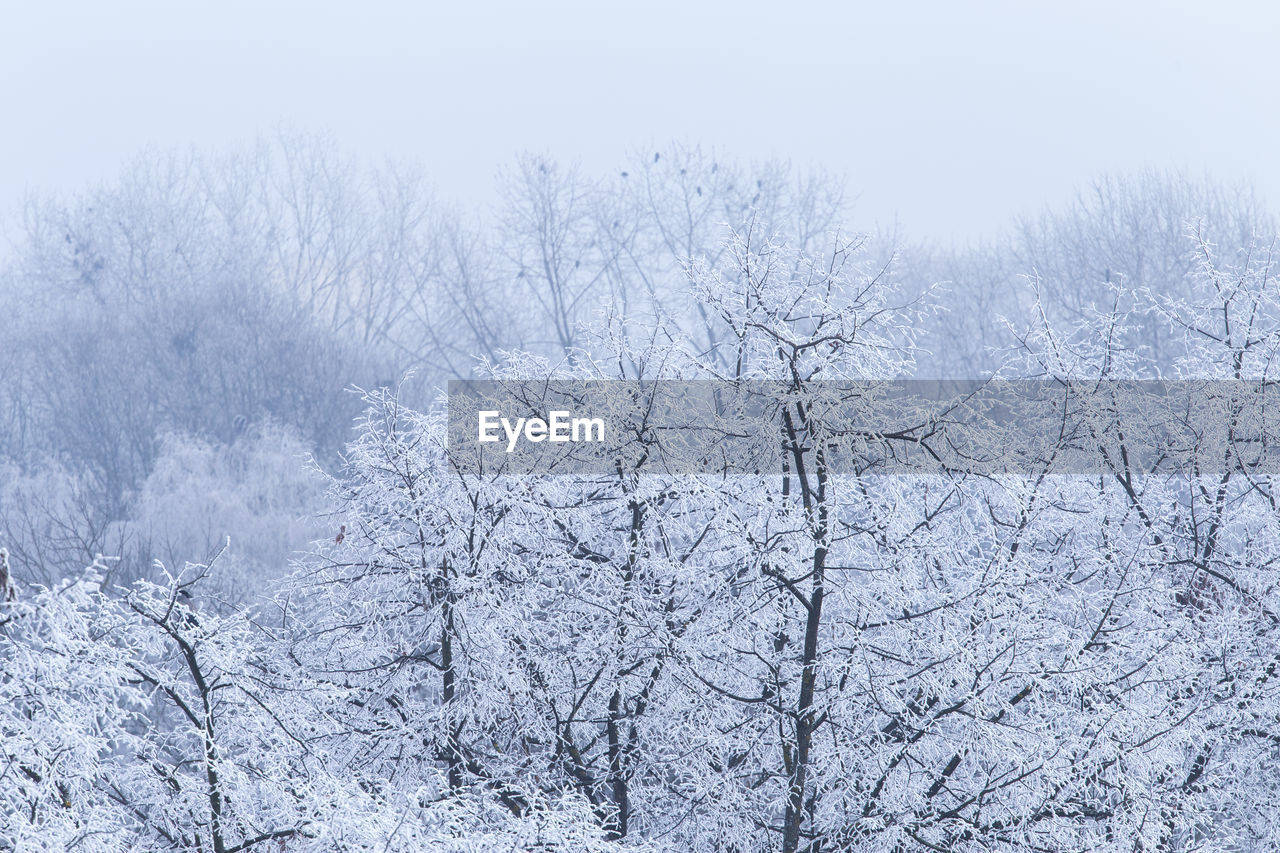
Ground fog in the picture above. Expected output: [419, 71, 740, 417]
[6, 4, 1280, 852]
[4, 0, 1278, 242]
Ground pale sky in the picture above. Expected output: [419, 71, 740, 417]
[3, 0, 1277, 243]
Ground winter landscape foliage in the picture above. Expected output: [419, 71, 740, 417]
[2, 137, 1280, 851]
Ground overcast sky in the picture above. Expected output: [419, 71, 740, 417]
[3, 0, 1277, 243]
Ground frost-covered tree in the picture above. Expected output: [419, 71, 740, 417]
[5, 170, 1280, 852]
